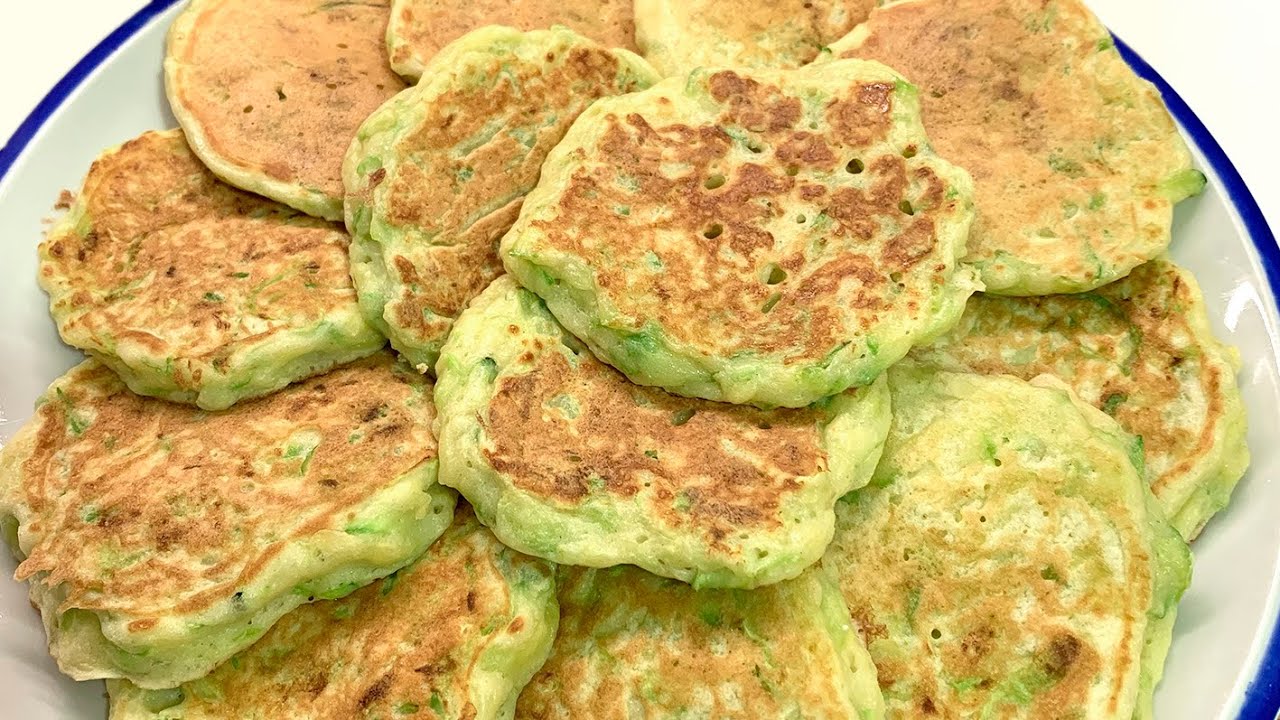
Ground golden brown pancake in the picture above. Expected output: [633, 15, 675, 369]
[38, 129, 384, 411]
[827, 0, 1202, 294]
[387, 0, 638, 81]
[165, 0, 406, 220]
[434, 276, 891, 588]
[501, 60, 978, 407]
[0, 353, 455, 687]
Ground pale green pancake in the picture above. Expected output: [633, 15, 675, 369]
[107, 506, 556, 720]
[435, 276, 889, 589]
[166, 0, 405, 220]
[344, 25, 659, 372]
[38, 130, 384, 411]
[387, 0, 638, 82]
[501, 59, 977, 408]
[912, 257, 1249, 540]
[634, 0, 875, 76]
[515, 565, 885, 719]
[822, 365, 1190, 718]
[826, 0, 1202, 294]
[0, 353, 455, 688]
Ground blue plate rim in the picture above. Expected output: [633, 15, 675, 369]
[0, 3, 1276, 718]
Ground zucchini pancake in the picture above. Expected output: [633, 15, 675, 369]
[344, 26, 659, 371]
[166, 0, 405, 220]
[514, 565, 885, 719]
[501, 59, 978, 408]
[386, 0, 638, 82]
[635, 0, 875, 76]
[912, 257, 1249, 540]
[435, 277, 890, 589]
[823, 365, 1191, 718]
[0, 353, 456, 688]
[826, 0, 1202, 295]
[38, 130, 383, 411]
[108, 507, 557, 720]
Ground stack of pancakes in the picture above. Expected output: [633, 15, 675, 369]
[0, 1, 1248, 718]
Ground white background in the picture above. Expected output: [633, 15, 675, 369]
[0, 0, 1277, 235]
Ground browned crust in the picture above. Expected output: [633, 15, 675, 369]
[12, 353, 435, 618]
[530, 69, 959, 362]
[482, 346, 825, 548]
[39, 131, 362, 371]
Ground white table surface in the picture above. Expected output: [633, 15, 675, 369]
[1, 1, 1277, 237]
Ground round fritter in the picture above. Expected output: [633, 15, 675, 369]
[0, 353, 456, 688]
[516, 565, 884, 719]
[38, 130, 384, 411]
[165, 0, 406, 220]
[387, 0, 638, 82]
[822, 365, 1191, 718]
[635, 0, 875, 76]
[912, 257, 1249, 541]
[435, 276, 890, 589]
[501, 60, 978, 408]
[344, 26, 659, 372]
[107, 506, 556, 720]
[827, 0, 1202, 295]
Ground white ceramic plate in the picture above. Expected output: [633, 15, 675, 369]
[0, 2, 1277, 718]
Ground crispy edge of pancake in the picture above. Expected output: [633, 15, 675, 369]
[434, 276, 890, 589]
[500, 59, 978, 408]
[344, 25, 660, 371]
[38, 133, 385, 410]
[823, 0, 1201, 295]
[516, 564, 885, 719]
[823, 367, 1189, 717]
[103, 509, 558, 719]
[0, 363, 459, 688]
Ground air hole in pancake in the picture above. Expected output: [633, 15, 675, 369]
[746, 141, 764, 153]
[889, 271, 903, 283]
[902, 146, 917, 158]
[766, 265, 788, 284]
[276, 86, 287, 101]
[786, 165, 799, 176]
[931, 628, 942, 639]
[845, 158, 864, 174]
[703, 224, 723, 240]
[757, 421, 773, 430]
[796, 214, 806, 223]
[567, 454, 582, 463]
[899, 200, 915, 216]
[979, 515, 987, 523]
[704, 174, 726, 190]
